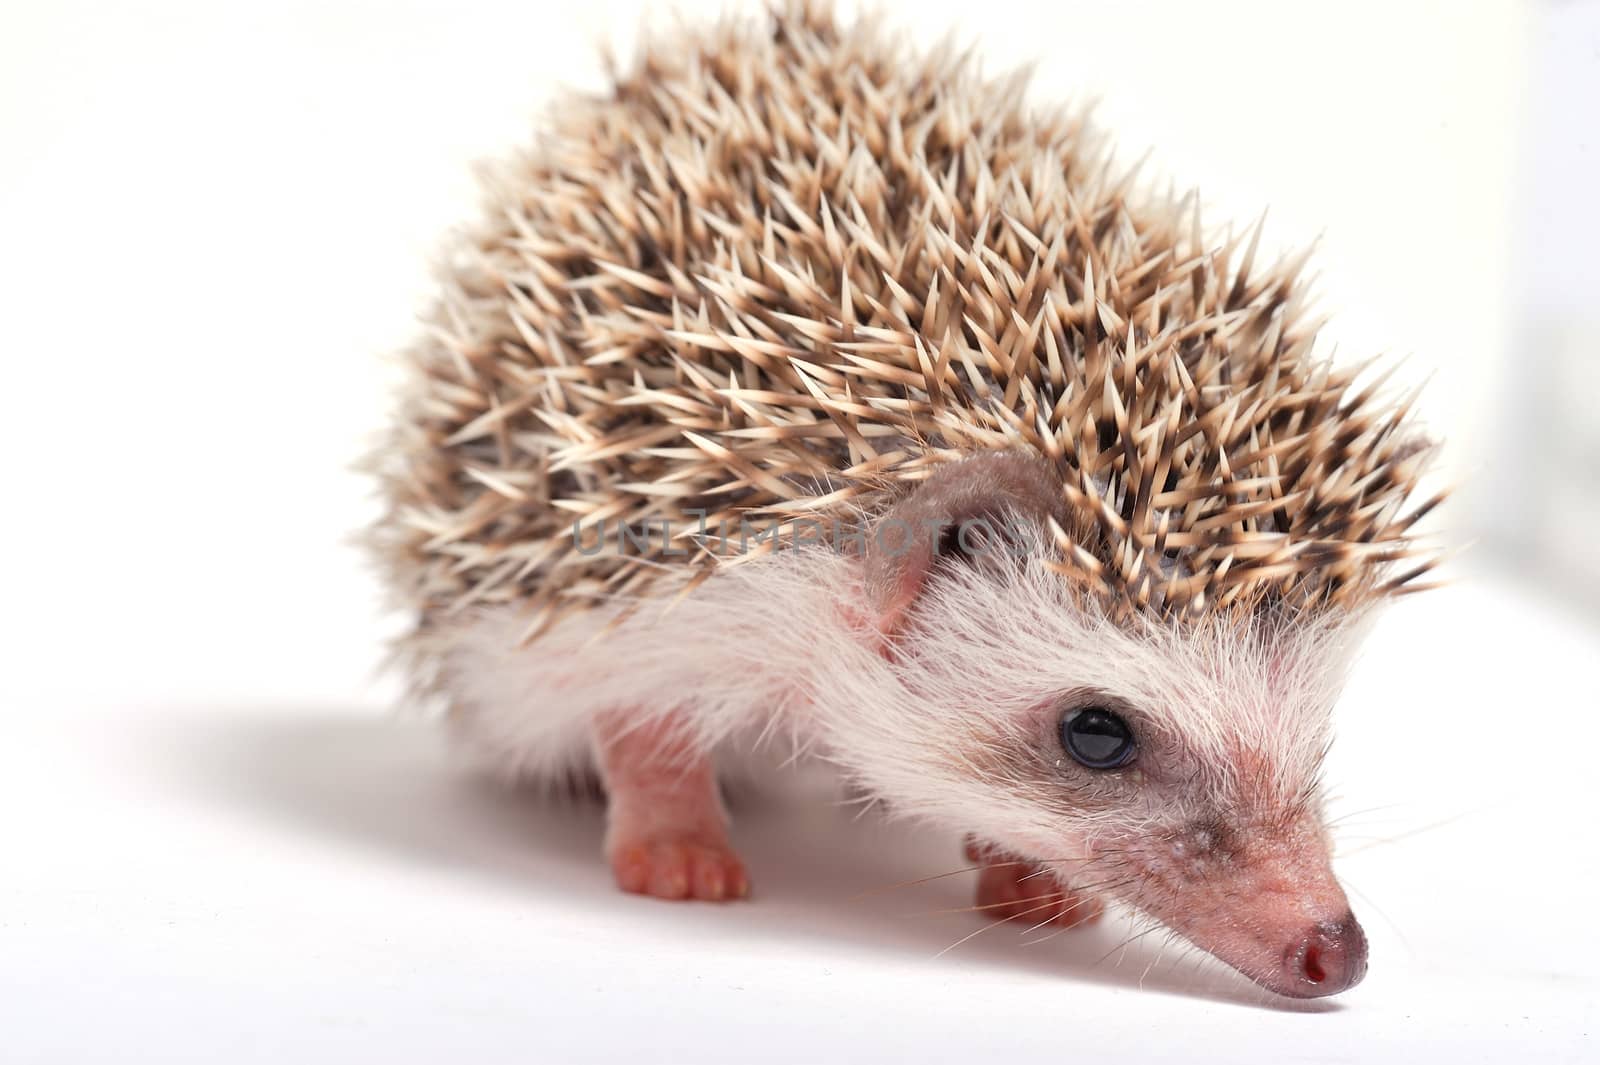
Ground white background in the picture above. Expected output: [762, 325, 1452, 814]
[2, 1, 1596, 1061]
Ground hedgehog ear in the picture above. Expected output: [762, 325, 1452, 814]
[862, 451, 1063, 636]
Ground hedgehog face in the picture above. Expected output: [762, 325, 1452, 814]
[1036, 636, 1366, 999]
[862, 555, 1370, 997]
[846, 455, 1371, 997]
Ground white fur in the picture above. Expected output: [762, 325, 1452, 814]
[434, 527, 1371, 878]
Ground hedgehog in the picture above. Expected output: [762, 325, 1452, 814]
[369, 0, 1444, 999]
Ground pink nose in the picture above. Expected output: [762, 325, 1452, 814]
[1282, 912, 1368, 997]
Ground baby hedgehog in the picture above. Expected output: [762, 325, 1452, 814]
[370, 0, 1443, 999]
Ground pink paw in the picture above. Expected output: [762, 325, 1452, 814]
[965, 838, 1103, 928]
[610, 835, 750, 902]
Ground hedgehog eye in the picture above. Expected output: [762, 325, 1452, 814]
[1060, 707, 1136, 769]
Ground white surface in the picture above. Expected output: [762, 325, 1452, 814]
[1480, 0, 1600, 599]
[1, 1, 1594, 1061]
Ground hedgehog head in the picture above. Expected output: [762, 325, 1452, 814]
[828, 449, 1415, 996]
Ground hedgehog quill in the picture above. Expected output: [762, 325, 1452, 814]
[370, 1, 1444, 999]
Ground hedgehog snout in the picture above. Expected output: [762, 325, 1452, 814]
[1281, 912, 1369, 998]
[1103, 812, 1367, 999]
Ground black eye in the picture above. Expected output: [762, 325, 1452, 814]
[1060, 707, 1136, 770]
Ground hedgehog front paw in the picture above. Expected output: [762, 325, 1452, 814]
[608, 832, 750, 902]
[965, 837, 1103, 928]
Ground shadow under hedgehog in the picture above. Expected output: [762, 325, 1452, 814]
[368, 0, 1443, 999]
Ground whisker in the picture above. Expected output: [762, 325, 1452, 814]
[908, 890, 1071, 918]
[1336, 809, 1476, 857]
[849, 851, 1106, 902]
[1019, 894, 1098, 936]
[919, 868, 1138, 928]
[1340, 877, 1413, 955]
[1138, 930, 1174, 989]
[933, 897, 1073, 958]
[1095, 917, 1164, 968]
[847, 862, 1014, 901]
[1018, 877, 1139, 947]
[1323, 802, 1408, 828]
